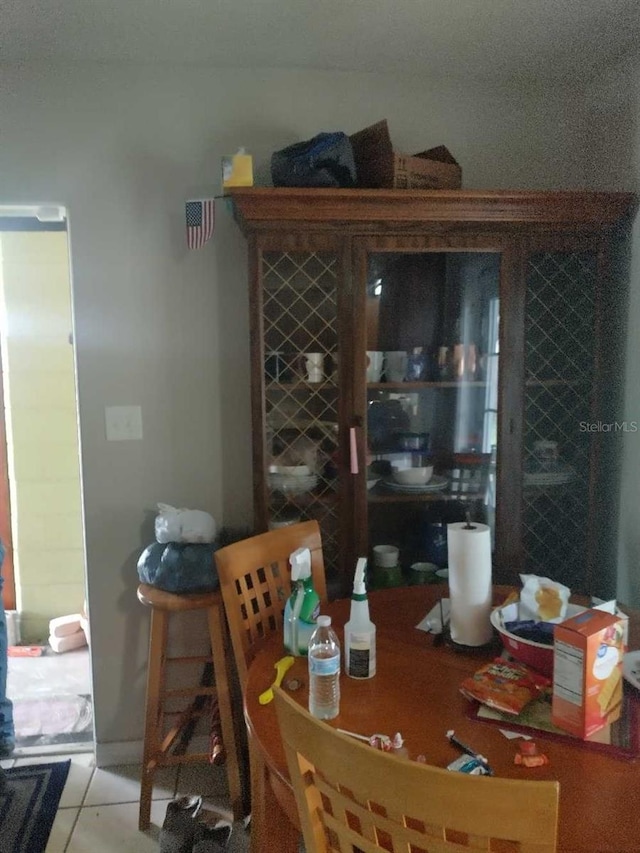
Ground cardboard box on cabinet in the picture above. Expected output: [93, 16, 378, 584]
[349, 119, 462, 190]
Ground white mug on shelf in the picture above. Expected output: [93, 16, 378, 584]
[384, 350, 407, 382]
[373, 544, 399, 568]
[303, 352, 324, 383]
[366, 351, 384, 382]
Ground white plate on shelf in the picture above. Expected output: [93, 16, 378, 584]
[268, 473, 318, 494]
[524, 466, 576, 487]
[381, 475, 448, 494]
[623, 650, 640, 691]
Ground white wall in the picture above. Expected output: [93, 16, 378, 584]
[612, 67, 640, 609]
[580, 57, 640, 606]
[0, 61, 595, 756]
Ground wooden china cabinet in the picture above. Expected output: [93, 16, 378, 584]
[230, 188, 637, 598]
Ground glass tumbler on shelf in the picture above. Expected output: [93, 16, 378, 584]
[437, 346, 452, 380]
[265, 351, 287, 381]
[406, 348, 428, 381]
[452, 343, 478, 380]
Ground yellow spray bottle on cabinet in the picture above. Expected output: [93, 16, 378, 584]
[221, 147, 254, 188]
[344, 557, 376, 678]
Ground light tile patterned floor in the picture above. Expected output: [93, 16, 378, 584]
[1, 752, 251, 853]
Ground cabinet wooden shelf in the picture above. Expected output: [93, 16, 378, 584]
[367, 492, 484, 503]
[368, 381, 488, 389]
[269, 490, 339, 501]
[523, 483, 578, 492]
[231, 188, 637, 596]
[266, 381, 338, 389]
[525, 378, 590, 387]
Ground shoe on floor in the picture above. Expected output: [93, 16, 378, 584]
[159, 795, 203, 853]
[192, 815, 233, 852]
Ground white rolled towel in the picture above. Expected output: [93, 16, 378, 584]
[49, 614, 83, 638]
[79, 615, 90, 646]
[49, 629, 88, 654]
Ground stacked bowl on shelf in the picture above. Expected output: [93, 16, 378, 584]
[268, 464, 318, 495]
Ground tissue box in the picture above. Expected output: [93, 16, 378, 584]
[349, 119, 462, 189]
[552, 609, 626, 739]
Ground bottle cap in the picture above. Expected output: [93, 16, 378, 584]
[317, 615, 331, 627]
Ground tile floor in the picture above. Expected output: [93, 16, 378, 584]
[1, 751, 250, 853]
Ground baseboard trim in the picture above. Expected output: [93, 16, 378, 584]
[95, 740, 143, 767]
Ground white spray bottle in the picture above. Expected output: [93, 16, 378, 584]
[344, 557, 376, 678]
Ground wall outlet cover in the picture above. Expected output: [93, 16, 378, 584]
[105, 405, 143, 441]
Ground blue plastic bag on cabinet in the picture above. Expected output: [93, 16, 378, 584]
[137, 542, 219, 594]
[271, 132, 357, 188]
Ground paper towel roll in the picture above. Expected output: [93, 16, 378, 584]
[447, 521, 493, 647]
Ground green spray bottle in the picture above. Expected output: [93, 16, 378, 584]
[283, 546, 320, 655]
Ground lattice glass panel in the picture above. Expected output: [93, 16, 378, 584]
[262, 251, 340, 573]
[523, 251, 597, 590]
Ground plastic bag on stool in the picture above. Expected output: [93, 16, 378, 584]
[138, 542, 219, 594]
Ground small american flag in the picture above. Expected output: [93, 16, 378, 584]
[185, 199, 215, 249]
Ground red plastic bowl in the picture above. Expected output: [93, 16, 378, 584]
[490, 603, 585, 677]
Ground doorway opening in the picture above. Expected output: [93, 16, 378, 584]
[0, 206, 93, 754]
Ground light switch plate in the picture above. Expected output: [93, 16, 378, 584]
[105, 405, 143, 441]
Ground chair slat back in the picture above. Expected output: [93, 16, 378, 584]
[274, 688, 559, 853]
[215, 521, 327, 686]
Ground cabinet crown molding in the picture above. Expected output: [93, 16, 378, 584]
[229, 188, 638, 233]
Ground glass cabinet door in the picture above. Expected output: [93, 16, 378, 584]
[362, 249, 501, 588]
[259, 246, 343, 574]
[522, 249, 598, 592]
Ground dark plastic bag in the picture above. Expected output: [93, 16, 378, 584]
[271, 132, 357, 188]
[137, 542, 219, 594]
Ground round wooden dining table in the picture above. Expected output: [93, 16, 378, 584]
[244, 585, 640, 853]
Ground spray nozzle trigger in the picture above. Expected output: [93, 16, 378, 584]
[290, 547, 311, 582]
[353, 557, 368, 595]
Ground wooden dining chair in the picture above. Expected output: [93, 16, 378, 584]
[214, 520, 329, 840]
[274, 687, 560, 853]
[214, 520, 328, 687]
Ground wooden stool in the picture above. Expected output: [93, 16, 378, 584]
[137, 583, 243, 831]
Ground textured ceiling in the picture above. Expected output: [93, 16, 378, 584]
[1, 0, 639, 83]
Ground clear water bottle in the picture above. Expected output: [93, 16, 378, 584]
[308, 615, 340, 720]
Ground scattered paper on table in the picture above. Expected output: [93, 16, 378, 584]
[499, 728, 532, 740]
[416, 599, 450, 634]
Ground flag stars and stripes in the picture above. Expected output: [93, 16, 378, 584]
[186, 199, 215, 249]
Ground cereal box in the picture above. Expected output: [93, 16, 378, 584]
[551, 609, 626, 739]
